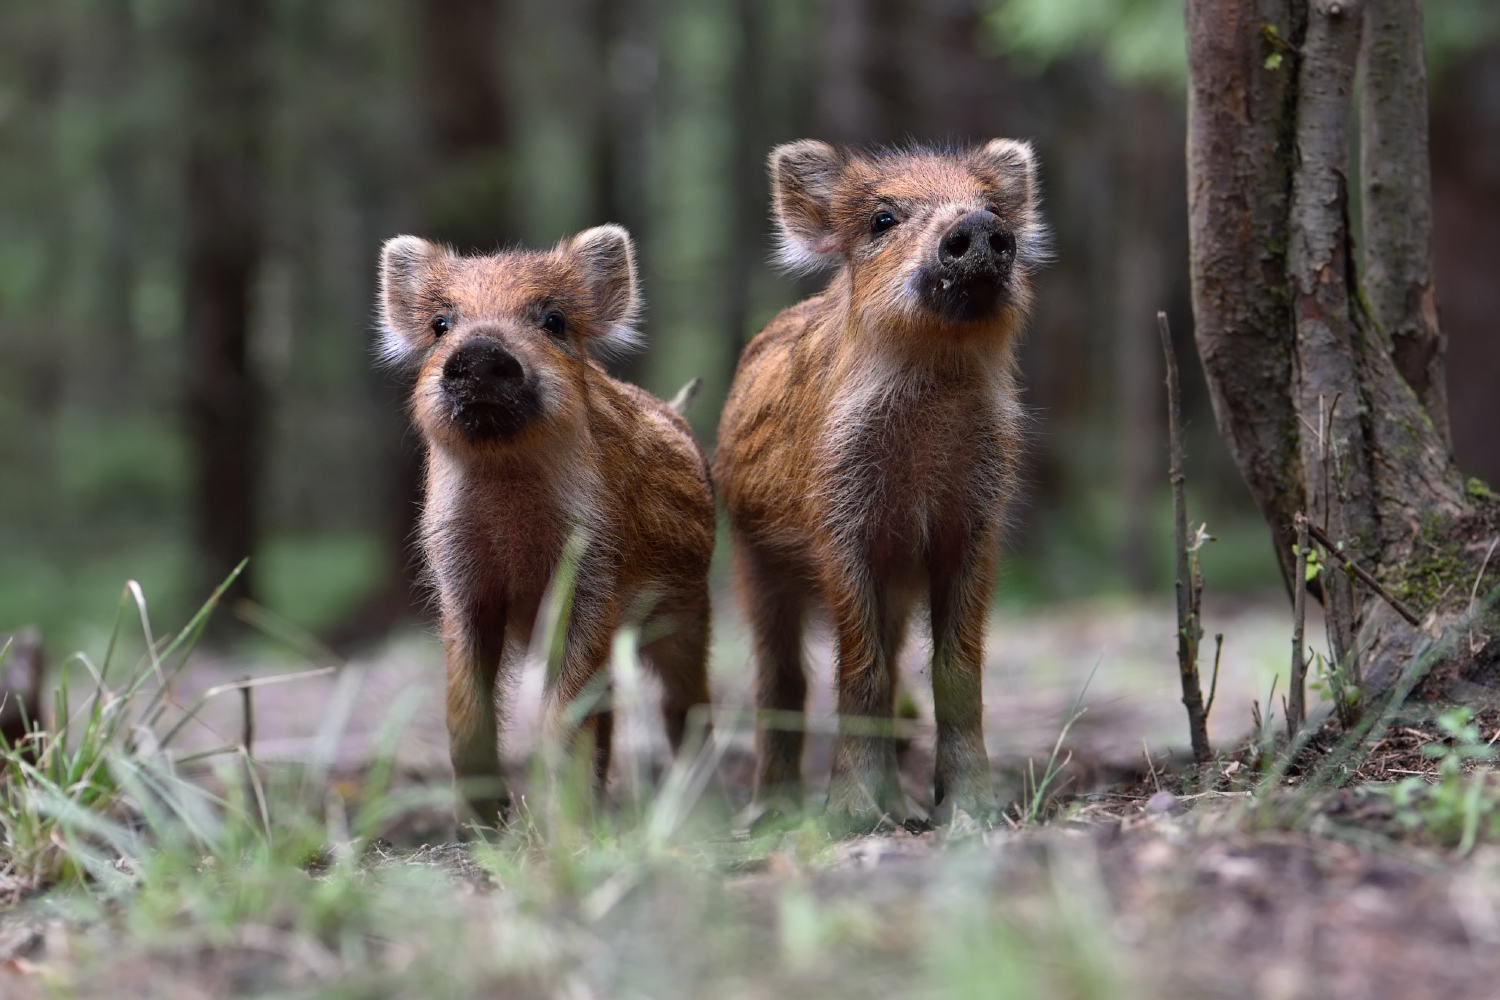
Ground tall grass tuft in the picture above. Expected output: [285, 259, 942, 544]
[0, 562, 1142, 998]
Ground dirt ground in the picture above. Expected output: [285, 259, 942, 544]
[167, 591, 1325, 820]
[18, 593, 1500, 999]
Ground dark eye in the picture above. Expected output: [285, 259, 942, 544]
[541, 311, 566, 338]
[871, 210, 898, 236]
[431, 313, 451, 336]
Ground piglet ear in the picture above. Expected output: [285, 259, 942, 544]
[975, 138, 1049, 269]
[378, 235, 447, 367]
[570, 224, 643, 358]
[768, 140, 846, 274]
[977, 138, 1037, 205]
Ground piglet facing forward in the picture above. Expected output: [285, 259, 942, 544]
[715, 141, 1046, 829]
[378, 226, 715, 829]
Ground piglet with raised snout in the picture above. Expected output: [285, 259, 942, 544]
[716, 141, 1047, 829]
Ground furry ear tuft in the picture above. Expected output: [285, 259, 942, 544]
[569, 224, 643, 358]
[768, 140, 846, 274]
[976, 138, 1051, 270]
[978, 138, 1037, 202]
[377, 235, 446, 366]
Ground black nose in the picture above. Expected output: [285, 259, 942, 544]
[937, 211, 1015, 270]
[442, 341, 525, 386]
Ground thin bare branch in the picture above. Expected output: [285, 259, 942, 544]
[1161, 310, 1211, 763]
[1290, 515, 1310, 733]
[1302, 517, 1423, 626]
[1205, 633, 1224, 719]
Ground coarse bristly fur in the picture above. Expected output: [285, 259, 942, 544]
[716, 139, 1047, 830]
[377, 224, 715, 832]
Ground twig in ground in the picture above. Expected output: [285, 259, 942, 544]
[1205, 633, 1224, 720]
[1160, 310, 1212, 764]
[1142, 739, 1160, 793]
[1469, 538, 1498, 611]
[1290, 514, 1310, 734]
[1264, 675, 1279, 738]
[239, 677, 254, 758]
[1469, 538, 1498, 655]
[1301, 516, 1423, 627]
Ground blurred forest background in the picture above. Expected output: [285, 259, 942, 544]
[1, 0, 1497, 653]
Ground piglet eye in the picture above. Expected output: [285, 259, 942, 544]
[541, 311, 566, 338]
[871, 210, 898, 236]
[431, 313, 451, 336]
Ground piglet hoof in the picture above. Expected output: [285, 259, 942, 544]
[454, 795, 511, 842]
[825, 772, 907, 836]
[741, 803, 798, 838]
[930, 781, 999, 830]
[743, 784, 806, 835]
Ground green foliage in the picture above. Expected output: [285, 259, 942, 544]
[1389, 708, 1500, 852]
[984, 0, 1186, 86]
[1427, 0, 1500, 77]
[256, 532, 385, 635]
[982, 0, 1500, 87]
[1298, 543, 1324, 583]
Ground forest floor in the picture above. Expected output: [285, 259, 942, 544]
[2, 592, 1499, 999]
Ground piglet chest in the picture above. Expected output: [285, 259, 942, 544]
[426, 460, 578, 620]
[819, 378, 1010, 559]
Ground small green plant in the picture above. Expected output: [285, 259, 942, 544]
[0, 567, 250, 888]
[1016, 654, 1101, 824]
[1389, 707, 1499, 852]
[1305, 647, 1362, 727]
[1299, 543, 1324, 582]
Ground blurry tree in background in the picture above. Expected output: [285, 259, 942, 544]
[0, 0, 1496, 652]
[179, 0, 269, 613]
[334, 0, 520, 644]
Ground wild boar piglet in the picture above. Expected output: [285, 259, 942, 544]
[716, 140, 1046, 828]
[379, 225, 715, 829]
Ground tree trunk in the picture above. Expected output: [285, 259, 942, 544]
[416, 0, 513, 253]
[1185, 0, 1307, 594]
[1116, 89, 1172, 592]
[587, 0, 654, 386]
[817, 0, 913, 144]
[330, 0, 515, 649]
[180, 0, 268, 610]
[1187, 0, 1497, 707]
[1287, 0, 1372, 677]
[723, 0, 764, 389]
[91, 0, 140, 413]
[1359, 0, 1450, 450]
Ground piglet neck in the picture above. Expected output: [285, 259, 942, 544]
[439, 425, 592, 482]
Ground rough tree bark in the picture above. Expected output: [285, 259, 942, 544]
[180, 0, 268, 610]
[1185, 0, 1306, 593]
[1287, 0, 1372, 676]
[1359, 0, 1450, 449]
[1187, 0, 1498, 707]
